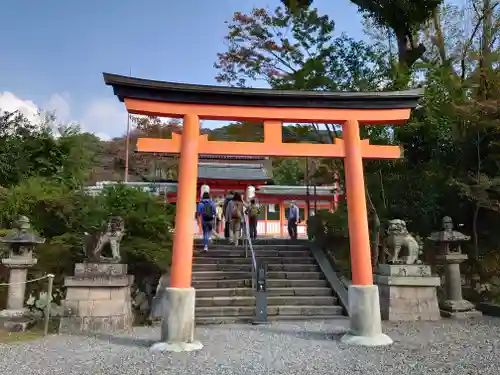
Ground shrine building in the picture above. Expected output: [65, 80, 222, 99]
[87, 154, 342, 238]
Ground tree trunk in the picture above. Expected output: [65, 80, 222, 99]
[366, 187, 380, 269]
[371, 211, 381, 269]
[472, 202, 480, 260]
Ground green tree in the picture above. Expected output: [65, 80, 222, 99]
[281, 0, 444, 86]
[0, 111, 101, 187]
[215, 5, 387, 92]
[272, 158, 305, 185]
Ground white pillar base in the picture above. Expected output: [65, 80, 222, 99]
[150, 287, 203, 353]
[341, 284, 393, 347]
[150, 340, 203, 353]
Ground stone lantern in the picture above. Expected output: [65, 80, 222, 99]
[0, 216, 45, 331]
[428, 216, 481, 318]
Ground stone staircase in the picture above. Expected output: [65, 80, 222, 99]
[192, 239, 344, 324]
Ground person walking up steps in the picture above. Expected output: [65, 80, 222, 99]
[197, 192, 216, 252]
[223, 190, 234, 239]
[227, 192, 245, 246]
[247, 199, 260, 241]
[287, 200, 300, 240]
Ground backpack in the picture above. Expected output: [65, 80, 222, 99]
[202, 201, 214, 221]
[231, 201, 242, 219]
[249, 204, 259, 218]
[216, 206, 223, 220]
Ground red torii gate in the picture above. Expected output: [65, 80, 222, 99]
[104, 73, 421, 350]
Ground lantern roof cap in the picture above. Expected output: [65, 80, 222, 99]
[0, 216, 45, 244]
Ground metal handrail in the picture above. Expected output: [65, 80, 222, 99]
[243, 213, 257, 287]
[243, 213, 267, 324]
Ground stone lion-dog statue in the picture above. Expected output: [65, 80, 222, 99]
[84, 216, 125, 263]
[386, 219, 422, 265]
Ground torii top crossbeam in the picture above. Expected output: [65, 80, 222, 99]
[104, 73, 420, 159]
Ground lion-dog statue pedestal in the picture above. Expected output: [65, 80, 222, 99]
[59, 217, 134, 333]
[375, 219, 441, 321]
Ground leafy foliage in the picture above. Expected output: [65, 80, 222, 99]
[0, 112, 100, 188]
[0, 112, 175, 310]
[272, 158, 305, 185]
[214, 6, 387, 90]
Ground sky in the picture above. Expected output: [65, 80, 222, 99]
[0, 0, 459, 139]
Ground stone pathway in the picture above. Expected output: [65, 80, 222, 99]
[1, 317, 500, 375]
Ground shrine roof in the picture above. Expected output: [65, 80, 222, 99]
[258, 185, 340, 196]
[85, 181, 338, 196]
[103, 73, 423, 110]
[198, 162, 270, 181]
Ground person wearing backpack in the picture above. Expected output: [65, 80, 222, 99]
[246, 199, 260, 241]
[227, 192, 245, 246]
[197, 192, 217, 252]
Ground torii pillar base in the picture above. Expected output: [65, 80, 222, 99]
[150, 287, 203, 353]
[341, 285, 393, 347]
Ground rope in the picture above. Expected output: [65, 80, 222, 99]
[0, 273, 54, 286]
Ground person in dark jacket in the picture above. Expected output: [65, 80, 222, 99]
[287, 200, 300, 240]
[223, 191, 234, 239]
[197, 192, 216, 252]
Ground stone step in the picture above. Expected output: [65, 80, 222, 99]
[192, 263, 320, 272]
[268, 279, 329, 287]
[194, 244, 309, 251]
[192, 271, 250, 280]
[192, 271, 324, 280]
[195, 287, 333, 298]
[192, 279, 251, 289]
[197, 288, 254, 298]
[193, 264, 250, 272]
[268, 271, 325, 280]
[192, 278, 329, 289]
[192, 257, 315, 265]
[195, 314, 347, 325]
[196, 295, 337, 307]
[194, 250, 312, 258]
[196, 305, 344, 317]
[267, 287, 333, 297]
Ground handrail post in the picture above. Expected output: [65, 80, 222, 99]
[253, 259, 267, 325]
[243, 213, 267, 324]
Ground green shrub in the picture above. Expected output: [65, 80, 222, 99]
[307, 205, 351, 278]
[308, 205, 349, 242]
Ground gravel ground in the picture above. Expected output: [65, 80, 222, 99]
[1, 317, 500, 375]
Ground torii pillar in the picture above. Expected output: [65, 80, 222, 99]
[340, 119, 390, 346]
[103, 72, 422, 350]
